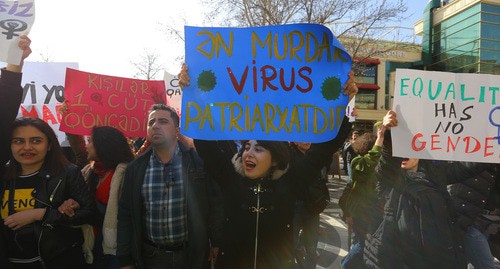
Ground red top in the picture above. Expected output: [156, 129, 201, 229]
[95, 170, 115, 205]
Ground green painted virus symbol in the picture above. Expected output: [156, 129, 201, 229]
[197, 70, 217, 92]
[321, 76, 342, 101]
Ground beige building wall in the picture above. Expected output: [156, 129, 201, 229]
[354, 43, 422, 123]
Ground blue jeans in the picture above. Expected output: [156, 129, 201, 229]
[347, 163, 352, 181]
[341, 216, 368, 269]
[463, 225, 495, 269]
[341, 208, 380, 269]
[89, 231, 119, 269]
[341, 241, 365, 269]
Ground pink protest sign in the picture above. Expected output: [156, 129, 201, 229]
[61, 68, 167, 137]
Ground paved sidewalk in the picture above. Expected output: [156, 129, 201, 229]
[315, 174, 350, 269]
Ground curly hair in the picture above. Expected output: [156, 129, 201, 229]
[351, 133, 377, 156]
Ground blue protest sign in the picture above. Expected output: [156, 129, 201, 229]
[181, 23, 352, 142]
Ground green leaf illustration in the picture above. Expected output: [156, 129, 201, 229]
[197, 70, 217, 92]
[321, 76, 342, 101]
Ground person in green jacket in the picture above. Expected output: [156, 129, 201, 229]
[341, 121, 387, 269]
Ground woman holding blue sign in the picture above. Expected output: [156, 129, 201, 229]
[188, 67, 357, 269]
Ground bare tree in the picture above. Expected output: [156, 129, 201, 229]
[160, 0, 414, 76]
[39, 46, 53, 62]
[204, 0, 359, 26]
[159, 17, 188, 42]
[201, 0, 411, 62]
[130, 49, 164, 80]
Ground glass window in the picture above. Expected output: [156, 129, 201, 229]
[429, 49, 479, 72]
[480, 48, 500, 66]
[479, 62, 500, 75]
[353, 64, 377, 85]
[433, 24, 480, 60]
[482, 13, 500, 24]
[481, 22, 500, 41]
[451, 63, 479, 73]
[356, 89, 377, 110]
[385, 61, 413, 109]
[432, 4, 480, 41]
[433, 12, 481, 44]
[480, 40, 500, 52]
[483, 4, 500, 15]
[447, 53, 479, 70]
[436, 39, 480, 63]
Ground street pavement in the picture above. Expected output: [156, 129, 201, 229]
[315, 173, 350, 269]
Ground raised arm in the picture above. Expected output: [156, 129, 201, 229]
[306, 116, 353, 170]
[0, 35, 32, 166]
[6, 35, 31, 73]
[193, 139, 237, 187]
[375, 111, 405, 191]
[351, 125, 386, 181]
[66, 133, 89, 169]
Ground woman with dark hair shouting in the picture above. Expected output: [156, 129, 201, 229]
[192, 77, 357, 269]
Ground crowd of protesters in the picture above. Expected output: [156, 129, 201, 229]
[340, 111, 499, 269]
[1, 36, 499, 269]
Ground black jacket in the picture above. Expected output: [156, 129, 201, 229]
[194, 117, 351, 269]
[370, 132, 495, 269]
[117, 143, 224, 269]
[0, 69, 23, 168]
[448, 167, 496, 231]
[0, 68, 24, 268]
[1, 164, 96, 264]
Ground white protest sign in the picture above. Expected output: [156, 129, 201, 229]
[346, 96, 356, 122]
[0, 0, 35, 65]
[17, 62, 79, 143]
[163, 71, 183, 116]
[392, 69, 499, 163]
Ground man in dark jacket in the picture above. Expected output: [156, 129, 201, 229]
[117, 104, 224, 269]
[0, 35, 32, 268]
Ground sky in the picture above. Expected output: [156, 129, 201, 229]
[10, 0, 428, 79]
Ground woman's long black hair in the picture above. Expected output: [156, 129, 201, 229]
[91, 126, 135, 169]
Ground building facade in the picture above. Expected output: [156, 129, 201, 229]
[343, 0, 500, 134]
[340, 38, 422, 133]
[416, 0, 500, 74]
